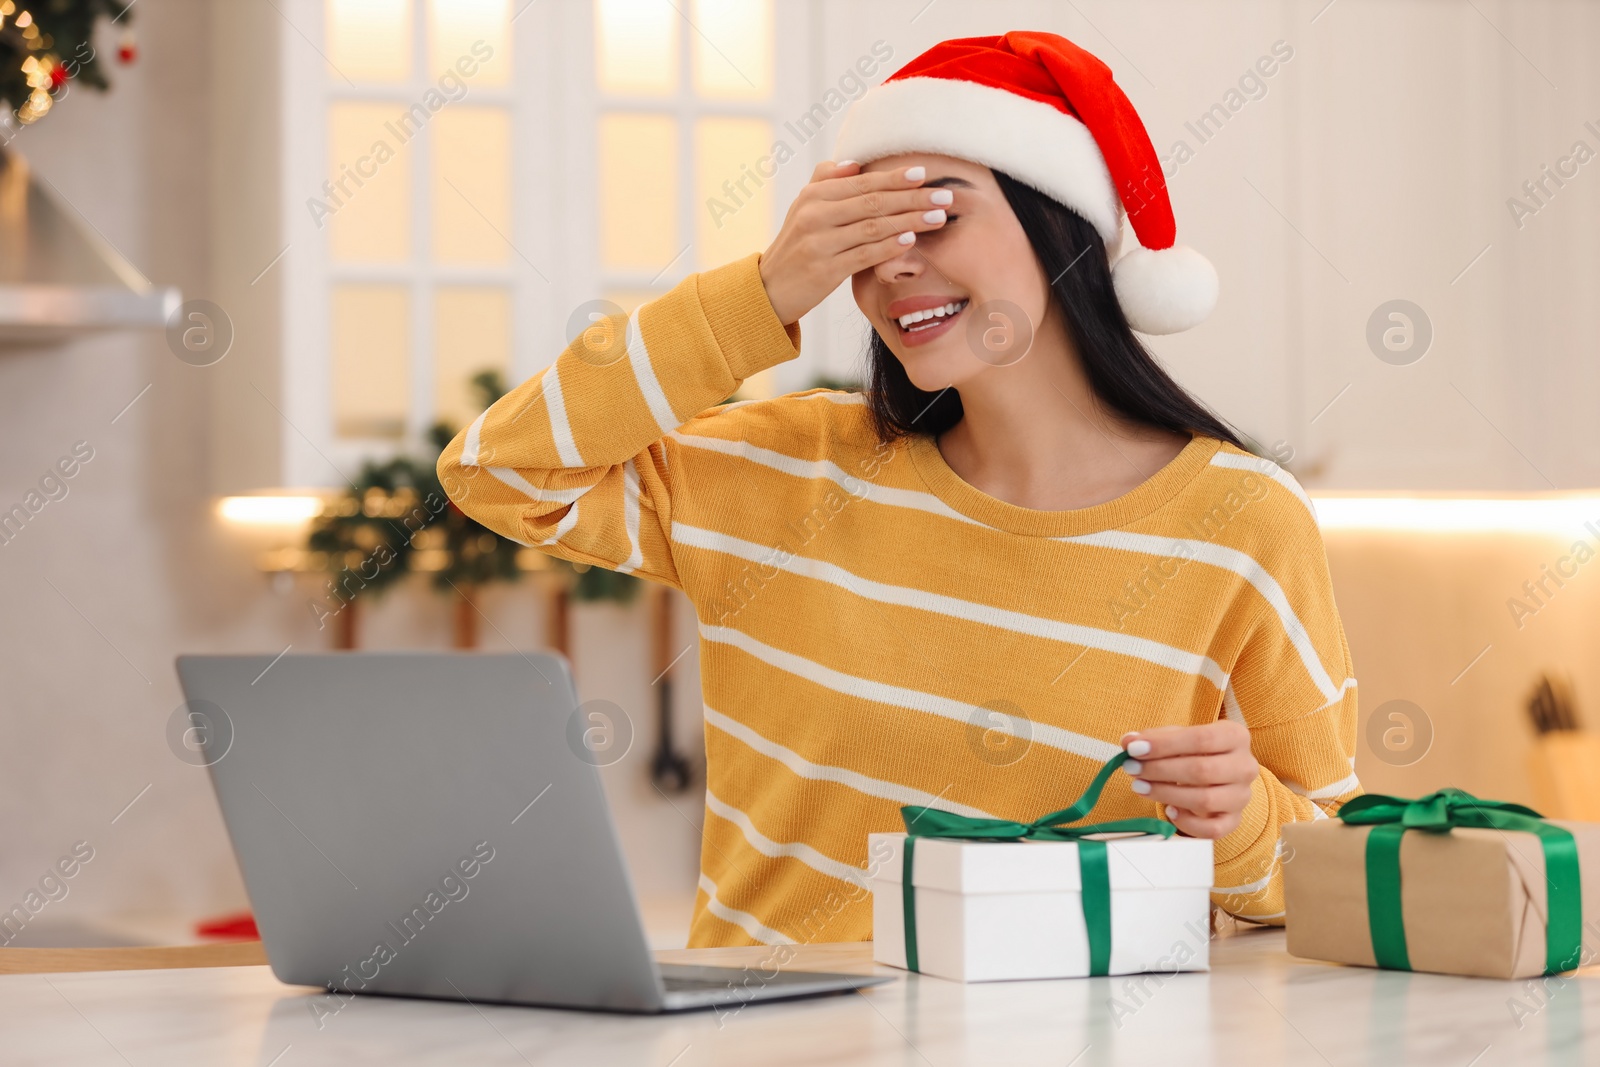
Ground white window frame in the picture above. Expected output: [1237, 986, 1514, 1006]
[278, 0, 556, 485]
[272, 0, 815, 489]
[553, 2, 817, 392]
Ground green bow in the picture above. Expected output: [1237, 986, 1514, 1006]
[1338, 787, 1583, 975]
[897, 750, 1174, 977]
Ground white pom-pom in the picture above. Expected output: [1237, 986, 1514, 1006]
[1111, 244, 1219, 335]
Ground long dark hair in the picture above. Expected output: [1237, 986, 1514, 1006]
[863, 168, 1242, 450]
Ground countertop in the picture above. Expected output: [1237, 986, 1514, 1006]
[0, 928, 1589, 1066]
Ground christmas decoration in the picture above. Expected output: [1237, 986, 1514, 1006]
[832, 31, 1218, 335]
[418, 372, 524, 646]
[0, 1, 134, 128]
[304, 369, 645, 649]
[422, 373, 523, 596]
[304, 454, 430, 649]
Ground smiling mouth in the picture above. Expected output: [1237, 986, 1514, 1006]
[896, 298, 969, 335]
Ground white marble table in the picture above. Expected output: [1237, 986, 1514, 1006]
[1, 927, 1589, 1066]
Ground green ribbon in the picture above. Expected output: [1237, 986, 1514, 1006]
[1337, 788, 1583, 975]
[898, 750, 1174, 976]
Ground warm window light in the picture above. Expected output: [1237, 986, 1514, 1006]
[1311, 495, 1600, 534]
[596, 0, 678, 95]
[326, 0, 410, 83]
[218, 496, 325, 525]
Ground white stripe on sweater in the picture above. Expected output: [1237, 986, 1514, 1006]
[460, 405, 591, 505]
[704, 703, 997, 820]
[704, 788, 868, 890]
[1063, 529, 1346, 704]
[1321, 678, 1359, 710]
[668, 431, 971, 523]
[540, 363, 584, 468]
[461, 410, 488, 466]
[619, 458, 643, 573]
[538, 499, 581, 547]
[485, 465, 590, 504]
[627, 309, 679, 436]
[1286, 770, 1362, 801]
[697, 872, 795, 945]
[1209, 452, 1315, 518]
[675, 523, 1228, 690]
[700, 622, 1120, 763]
[1213, 872, 1274, 896]
[1222, 682, 1245, 724]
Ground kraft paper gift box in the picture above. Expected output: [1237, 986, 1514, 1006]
[1283, 788, 1600, 980]
[870, 832, 1215, 982]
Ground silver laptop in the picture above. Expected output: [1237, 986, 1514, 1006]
[175, 651, 890, 1013]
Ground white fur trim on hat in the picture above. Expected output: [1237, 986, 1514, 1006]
[1111, 244, 1219, 335]
[832, 75, 1121, 242]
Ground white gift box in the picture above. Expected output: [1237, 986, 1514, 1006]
[870, 832, 1215, 982]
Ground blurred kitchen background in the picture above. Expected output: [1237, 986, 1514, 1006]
[3, 0, 1599, 949]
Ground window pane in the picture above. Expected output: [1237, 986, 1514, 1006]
[596, 0, 677, 96]
[691, 0, 772, 99]
[695, 117, 771, 269]
[432, 106, 510, 264]
[332, 284, 410, 439]
[428, 0, 509, 87]
[328, 101, 411, 263]
[327, 0, 411, 84]
[599, 113, 678, 271]
[434, 287, 510, 429]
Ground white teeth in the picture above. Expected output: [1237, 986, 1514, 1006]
[897, 299, 968, 330]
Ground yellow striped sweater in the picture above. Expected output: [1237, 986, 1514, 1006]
[438, 250, 1361, 947]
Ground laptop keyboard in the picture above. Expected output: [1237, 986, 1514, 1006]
[661, 973, 734, 992]
[659, 966, 862, 993]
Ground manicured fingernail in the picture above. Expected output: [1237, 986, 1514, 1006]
[904, 166, 925, 181]
[922, 209, 946, 224]
[1165, 805, 1179, 820]
[1126, 740, 1152, 757]
[1121, 759, 1143, 776]
[897, 231, 916, 245]
[1130, 779, 1152, 795]
[837, 159, 858, 167]
[929, 189, 953, 205]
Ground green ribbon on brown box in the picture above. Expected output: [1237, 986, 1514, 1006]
[1337, 788, 1582, 976]
[897, 750, 1174, 977]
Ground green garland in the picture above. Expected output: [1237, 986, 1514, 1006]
[422, 371, 524, 594]
[305, 455, 429, 609]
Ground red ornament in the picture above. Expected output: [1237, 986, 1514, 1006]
[117, 30, 136, 65]
[49, 66, 67, 89]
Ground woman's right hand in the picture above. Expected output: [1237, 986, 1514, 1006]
[757, 160, 954, 326]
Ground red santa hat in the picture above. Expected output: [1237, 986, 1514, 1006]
[833, 31, 1218, 335]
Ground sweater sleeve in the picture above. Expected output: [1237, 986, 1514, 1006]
[1205, 502, 1362, 925]
[436, 251, 801, 590]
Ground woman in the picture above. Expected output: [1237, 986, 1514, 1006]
[439, 31, 1359, 947]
